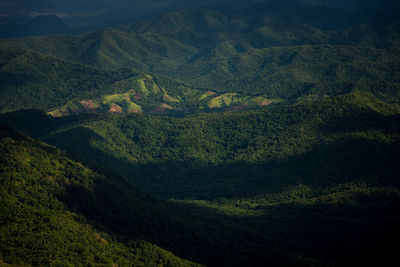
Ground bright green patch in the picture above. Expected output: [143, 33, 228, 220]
[136, 78, 150, 96]
[208, 93, 240, 108]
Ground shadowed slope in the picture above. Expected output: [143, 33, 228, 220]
[0, 124, 202, 266]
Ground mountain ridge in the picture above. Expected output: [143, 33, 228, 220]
[1, 6, 399, 111]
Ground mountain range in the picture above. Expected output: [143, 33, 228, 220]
[1, 1, 400, 266]
[1, 3, 400, 113]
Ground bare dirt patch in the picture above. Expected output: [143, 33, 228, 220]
[260, 100, 272, 106]
[80, 100, 96, 110]
[160, 103, 173, 110]
[109, 104, 123, 113]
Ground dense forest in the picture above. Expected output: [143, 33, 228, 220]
[0, 124, 202, 266]
[2, 91, 400, 265]
[1, 0, 400, 266]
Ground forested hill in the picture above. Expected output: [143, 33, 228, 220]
[0, 124, 204, 266]
[0, 48, 279, 115]
[1, 2, 400, 115]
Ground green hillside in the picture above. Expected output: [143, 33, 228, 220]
[0, 48, 280, 115]
[0, 124, 202, 266]
[47, 75, 280, 117]
[0, 48, 148, 113]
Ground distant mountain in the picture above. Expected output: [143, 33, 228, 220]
[1, 6, 400, 110]
[2, 0, 398, 37]
[0, 15, 69, 38]
[0, 0, 265, 37]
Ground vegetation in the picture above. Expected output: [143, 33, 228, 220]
[2, 6, 400, 106]
[3, 91, 397, 198]
[1, 91, 400, 266]
[46, 72, 280, 117]
[0, 124, 201, 266]
[1, 1, 400, 266]
[0, 48, 147, 113]
[0, 48, 279, 115]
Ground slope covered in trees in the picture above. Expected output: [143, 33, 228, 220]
[0, 48, 279, 115]
[0, 124, 310, 267]
[0, 124, 202, 266]
[0, 48, 148, 113]
[3, 91, 399, 199]
[1, 91, 400, 265]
